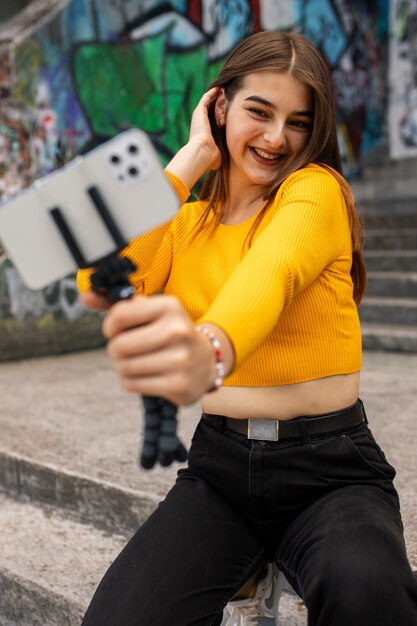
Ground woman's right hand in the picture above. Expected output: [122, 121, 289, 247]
[165, 87, 222, 190]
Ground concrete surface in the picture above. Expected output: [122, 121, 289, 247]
[350, 157, 417, 202]
[0, 348, 416, 625]
[0, 348, 196, 497]
[0, 493, 127, 626]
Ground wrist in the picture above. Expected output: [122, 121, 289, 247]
[195, 325, 226, 392]
[166, 141, 214, 190]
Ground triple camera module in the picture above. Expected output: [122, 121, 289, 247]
[107, 139, 151, 187]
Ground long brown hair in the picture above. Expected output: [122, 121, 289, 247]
[199, 31, 366, 304]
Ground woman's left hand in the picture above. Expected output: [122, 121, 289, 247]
[102, 295, 227, 405]
[165, 87, 222, 190]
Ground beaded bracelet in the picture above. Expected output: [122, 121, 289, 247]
[195, 325, 225, 392]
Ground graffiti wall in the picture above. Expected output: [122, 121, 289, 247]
[2, 0, 390, 196]
[0, 0, 390, 337]
[389, 0, 417, 159]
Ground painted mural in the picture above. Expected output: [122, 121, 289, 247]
[389, 0, 417, 159]
[3, 0, 390, 189]
[0, 0, 390, 325]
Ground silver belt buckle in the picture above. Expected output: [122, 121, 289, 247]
[248, 419, 279, 441]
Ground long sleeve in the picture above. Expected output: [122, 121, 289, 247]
[197, 166, 352, 370]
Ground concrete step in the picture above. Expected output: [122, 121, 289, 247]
[350, 160, 417, 201]
[359, 296, 417, 326]
[0, 492, 128, 626]
[361, 206, 417, 228]
[366, 272, 417, 298]
[358, 157, 417, 182]
[364, 228, 417, 250]
[364, 250, 417, 272]
[361, 192, 417, 206]
[0, 313, 105, 363]
[361, 323, 417, 353]
[0, 449, 159, 535]
[0, 349, 190, 501]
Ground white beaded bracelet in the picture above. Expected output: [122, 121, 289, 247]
[195, 325, 225, 392]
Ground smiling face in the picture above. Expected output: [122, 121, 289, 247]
[216, 71, 314, 194]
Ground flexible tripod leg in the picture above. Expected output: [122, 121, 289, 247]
[140, 396, 163, 469]
[158, 398, 188, 467]
[140, 396, 187, 469]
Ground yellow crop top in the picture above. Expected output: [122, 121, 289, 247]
[77, 163, 362, 386]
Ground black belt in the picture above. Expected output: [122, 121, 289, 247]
[202, 399, 366, 442]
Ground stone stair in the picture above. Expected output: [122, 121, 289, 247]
[0, 493, 127, 626]
[355, 191, 417, 353]
[0, 350, 311, 626]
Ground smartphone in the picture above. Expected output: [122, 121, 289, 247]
[0, 129, 179, 290]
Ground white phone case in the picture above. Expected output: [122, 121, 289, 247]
[0, 129, 179, 290]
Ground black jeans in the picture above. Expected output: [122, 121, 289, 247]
[81, 403, 417, 626]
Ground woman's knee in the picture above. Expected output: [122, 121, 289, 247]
[304, 553, 417, 624]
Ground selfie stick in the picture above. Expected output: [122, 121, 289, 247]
[50, 185, 188, 470]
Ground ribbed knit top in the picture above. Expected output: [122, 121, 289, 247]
[77, 163, 362, 386]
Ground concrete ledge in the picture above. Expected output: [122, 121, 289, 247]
[0, 449, 159, 534]
[360, 297, 417, 326]
[365, 228, 417, 250]
[0, 569, 83, 626]
[362, 324, 417, 353]
[0, 493, 127, 626]
[364, 250, 417, 272]
[362, 204, 417, 227]
[0, 315, 105, 362]
[366, 272, 417, 298]
[351, 159, 417, 202]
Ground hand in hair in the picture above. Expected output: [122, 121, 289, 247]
[166, 87, 222, 190]
[189, 87, 223, 171]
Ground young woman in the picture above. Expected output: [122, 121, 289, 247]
[77, 31, 417, 626]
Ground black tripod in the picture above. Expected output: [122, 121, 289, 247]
[50, 185, 188, 469]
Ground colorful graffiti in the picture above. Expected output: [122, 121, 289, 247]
[389, 0, 417, 158]
[0, 261, 84, 322]
[0, 0, 390, 324]
[2, 0, 389, 190]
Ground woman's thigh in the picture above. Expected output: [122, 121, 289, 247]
[274, 421, 417, 624]
[276, 483, 417, 625]
[81, 469, 265, 626]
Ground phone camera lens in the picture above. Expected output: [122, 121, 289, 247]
[128, 166, 139, 177]
[128, 144, 139, 154]
[110, 154, 121, 164]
